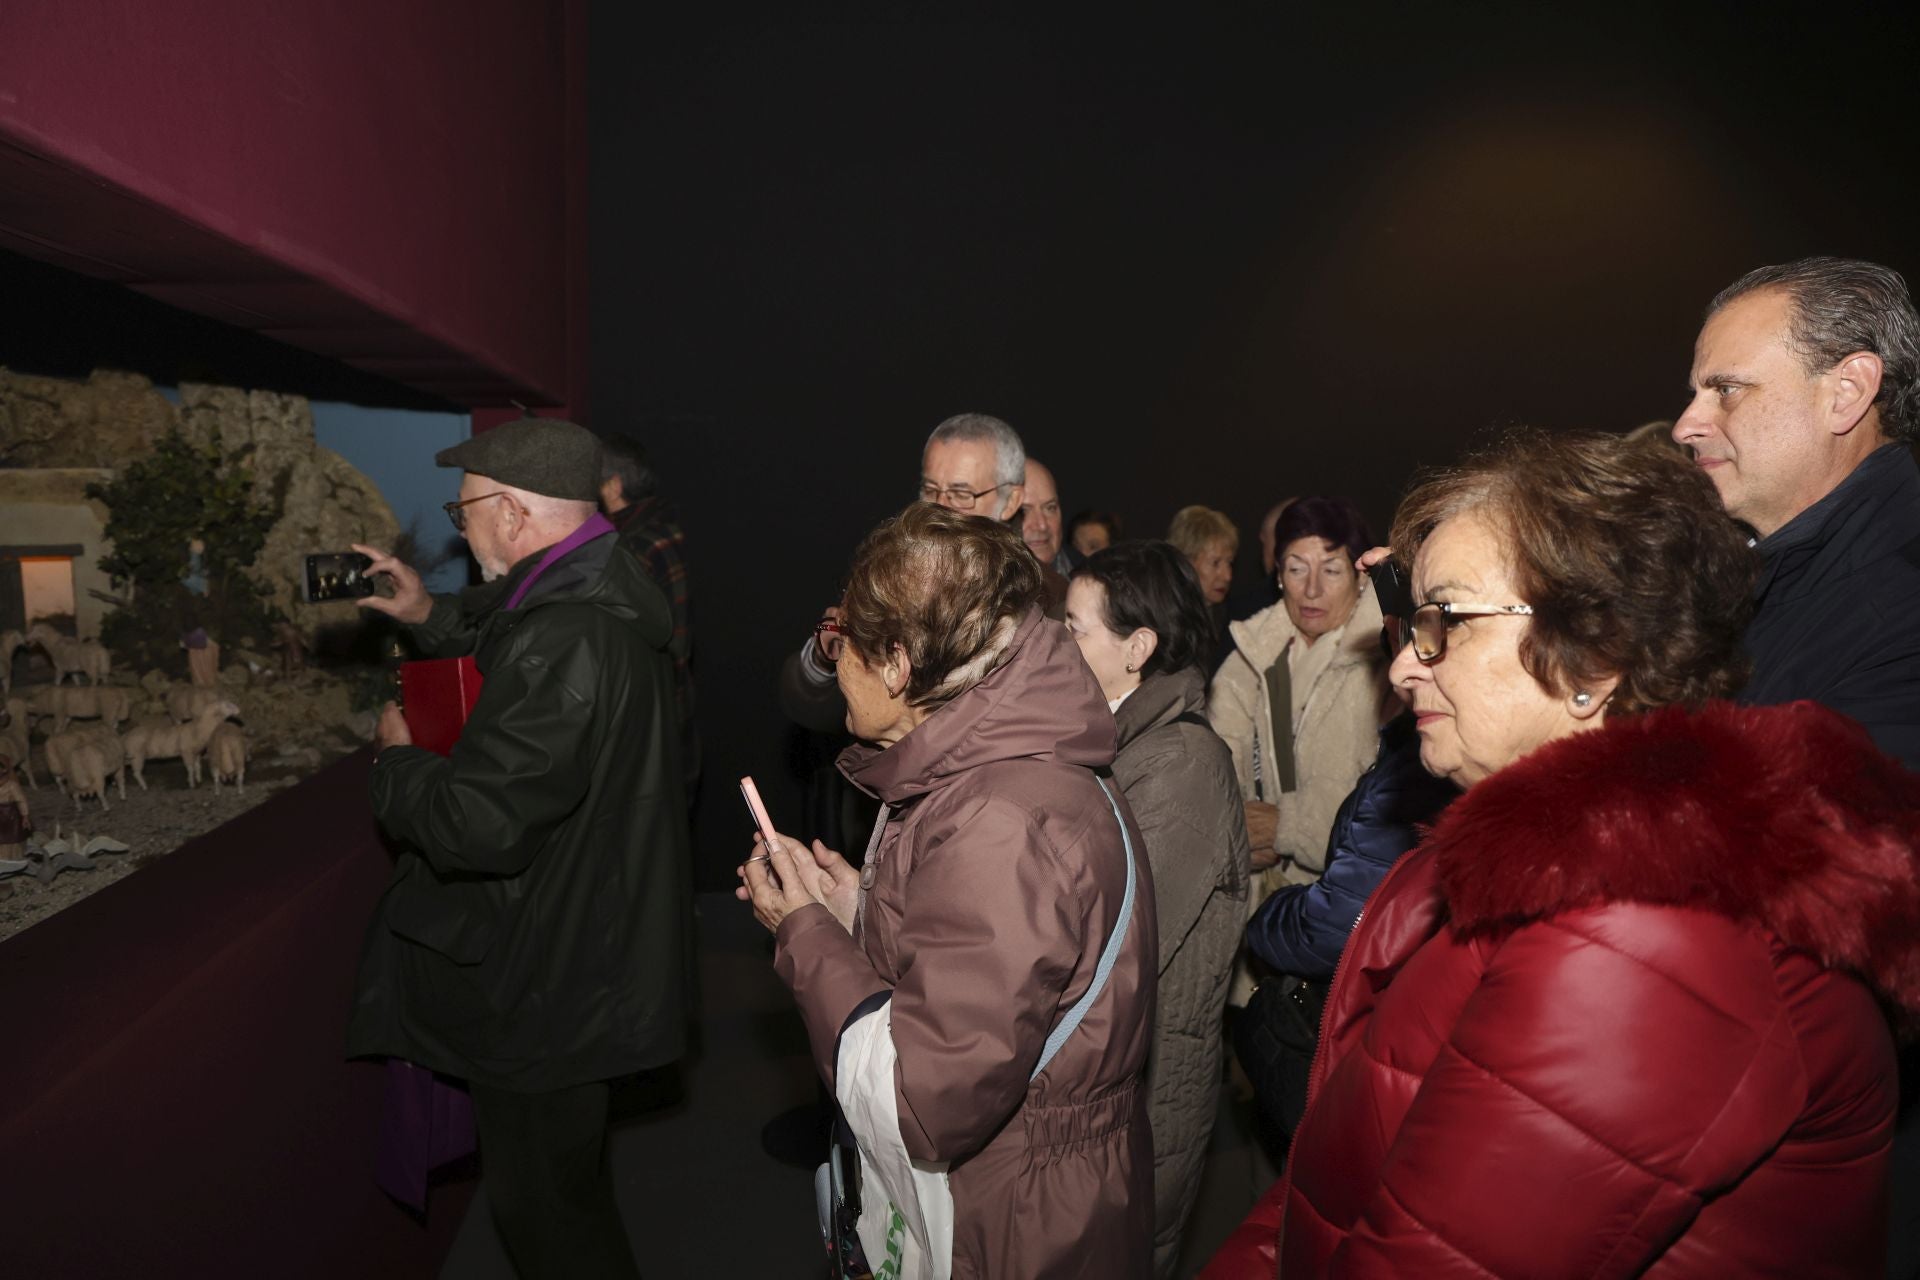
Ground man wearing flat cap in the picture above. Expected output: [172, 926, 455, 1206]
[345, 418, 688, 1278]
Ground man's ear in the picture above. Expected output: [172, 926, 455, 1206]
[999, 483, 1026, 522]
[1828, 351, 1884, 438]
[500, 497, 527, 541]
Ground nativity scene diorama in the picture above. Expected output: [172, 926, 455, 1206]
[0, 369, 441, 938]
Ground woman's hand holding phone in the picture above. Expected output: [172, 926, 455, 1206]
[739, 832, 860, 935]
[736, 776, 860, 934]
[739, 833, 812, 933]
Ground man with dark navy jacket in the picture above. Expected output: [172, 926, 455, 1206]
[1675, 257, 1920, 768]
[1676, 257, 1920, 1279]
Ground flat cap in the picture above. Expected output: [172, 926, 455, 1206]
[434, 418, 603, 501]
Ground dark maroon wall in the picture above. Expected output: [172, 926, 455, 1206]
[0, 0, 585, 409]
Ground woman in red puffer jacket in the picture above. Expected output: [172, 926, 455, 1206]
[1204, 431, 1920, 1279]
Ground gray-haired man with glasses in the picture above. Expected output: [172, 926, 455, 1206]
[779, 412, 1063, 735]
[916, 412, 1028, 519]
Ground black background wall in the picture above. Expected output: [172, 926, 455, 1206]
[587, 4, 1920, 886]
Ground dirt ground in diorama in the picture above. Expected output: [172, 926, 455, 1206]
[1, 657, 380, 944]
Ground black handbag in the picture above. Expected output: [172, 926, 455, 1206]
[1233, 974, 1326, 1137]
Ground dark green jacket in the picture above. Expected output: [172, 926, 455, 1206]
[345, 531, 691, 1091]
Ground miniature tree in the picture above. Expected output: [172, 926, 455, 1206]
[87, 428, 283, 677]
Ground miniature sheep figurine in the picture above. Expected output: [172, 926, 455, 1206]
[26, 622, 110, 685]
[39, 683, 134, 734]
[65, 739, 117, 812]
[123, 700, 239, 790]
[41, 729, 78, 796]
[166, 685, 240, 725]
[45, 726, 128, 802]
[206, 722, 248, 794]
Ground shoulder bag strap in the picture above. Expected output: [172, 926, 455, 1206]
[1031, 776, 1137, 1081]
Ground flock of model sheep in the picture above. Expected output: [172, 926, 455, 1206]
[1, 625, 249, 812]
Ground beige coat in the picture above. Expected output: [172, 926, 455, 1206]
[1110, 667, 1249, 1278]
[776, 608, 1156, 1280]
[1208, 580, 1389, 895]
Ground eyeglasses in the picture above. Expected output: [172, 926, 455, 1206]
[443, 491, 519, 532]
[813, 616, 845, 664]
[917, 481, 1008, 512]
[1405, 601, 1534, 664]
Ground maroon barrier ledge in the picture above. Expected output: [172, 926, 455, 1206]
[0, 748, 473, 1278]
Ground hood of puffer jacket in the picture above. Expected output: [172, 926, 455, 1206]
[1225, 576, 1383, 674]
[1429, 699, 1920, 1021]
[840, 607, 1116, 804]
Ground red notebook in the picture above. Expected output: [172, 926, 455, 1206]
[399, 656, 484, 756]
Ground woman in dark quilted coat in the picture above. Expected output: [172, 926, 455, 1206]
[1204, 430, 1920, 1279]
[1066, 541, 1250, 1277]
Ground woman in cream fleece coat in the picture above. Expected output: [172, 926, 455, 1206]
[1208, 498, 1390, 998]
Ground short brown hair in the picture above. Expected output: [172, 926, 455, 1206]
[841, 503, 1044, 708]
[1389, 429, 1756, 715]
[1167, 505, 1239, 559]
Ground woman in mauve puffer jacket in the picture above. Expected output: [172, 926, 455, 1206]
[1204, 430, 1920, 1279]
[747, 505, 1156, 1280]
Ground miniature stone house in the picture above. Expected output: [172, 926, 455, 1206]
[0, 468, 114, 638]
[0, 369, 403, 638]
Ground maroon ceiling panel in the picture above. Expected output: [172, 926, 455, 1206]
[0, 138, 551, 404]
[0, 1, 582, 409]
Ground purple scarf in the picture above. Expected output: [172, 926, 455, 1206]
[503, 512, 616, 611]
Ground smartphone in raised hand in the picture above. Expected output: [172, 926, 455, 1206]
[1368, 558, 1415, 621]
[739, 775, 779, 847]
[301, 551, 376, 603]
[1369, 559, 1416, 662]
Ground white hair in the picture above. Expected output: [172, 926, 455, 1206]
[925, 413, 1026, 489]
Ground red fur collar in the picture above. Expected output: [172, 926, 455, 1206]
[1428, 700, 1920, 1015]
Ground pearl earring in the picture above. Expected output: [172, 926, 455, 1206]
[1572, 691, 1593, 708]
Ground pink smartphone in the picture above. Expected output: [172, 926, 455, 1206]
[739, 775, 779, 846]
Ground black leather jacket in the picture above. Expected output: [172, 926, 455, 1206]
[346, 531, 692, 1090]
